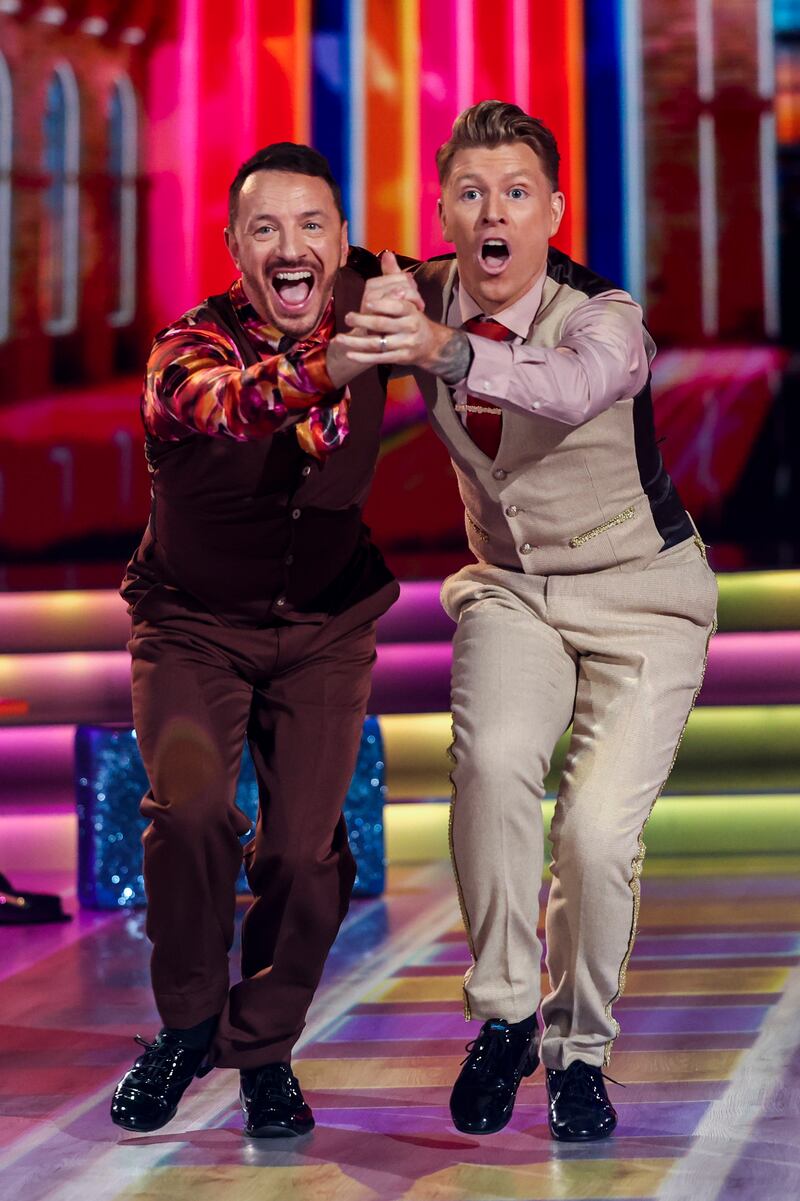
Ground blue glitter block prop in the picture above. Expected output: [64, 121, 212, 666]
[75, 717, 386, 908]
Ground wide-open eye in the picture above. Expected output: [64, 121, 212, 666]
[508, 187, 527, 200]
[461, 188, 481, 202]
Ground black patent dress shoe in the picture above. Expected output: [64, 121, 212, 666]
[240, 1063, 315, 1138]
[449, 1015, 539, 1135]
[546, 1060, 618, 1141]
[0, 871, 71, 924]
[110, 1031, 213, 1132]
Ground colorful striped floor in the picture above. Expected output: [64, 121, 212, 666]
[2, 856, 799, 1201]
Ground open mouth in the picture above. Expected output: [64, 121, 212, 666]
[270, 269, 316, 313]
[479, 238, 511, 275]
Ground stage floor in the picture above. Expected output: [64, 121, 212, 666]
[1, 857, 799, 1201]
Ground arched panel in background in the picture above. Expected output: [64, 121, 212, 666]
[107, 74, 138, 328]
[0, 52, 11, 344]
[41, 62, 80, 336]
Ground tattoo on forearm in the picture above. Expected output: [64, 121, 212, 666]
[433, 330, 473, 385]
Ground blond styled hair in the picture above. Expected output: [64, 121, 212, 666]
[436, 100, 560, 190]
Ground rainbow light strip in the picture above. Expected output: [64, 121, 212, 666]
[4, 705, 800, 800]
[1, 633, 799, 726]
[0, 572, 799, 655]
[385, 795, 800, 862]
[528, 0, 586, 263]
[583, 0, 646, 296]
[307, 0, 587, 258]
[149, 1, 591, 324]
[256, 0, 312, 146]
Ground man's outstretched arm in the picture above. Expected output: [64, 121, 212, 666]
[336, 253, 651, 426]
[143, 319, 351, 443]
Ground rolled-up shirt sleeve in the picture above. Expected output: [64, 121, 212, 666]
[457, 289, 654, 427]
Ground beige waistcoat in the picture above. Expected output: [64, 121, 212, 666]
[413, 256, 689, 576]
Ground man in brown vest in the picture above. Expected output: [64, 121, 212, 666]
[110, 144, 398, 1139]
[338, 101, 717, 1141]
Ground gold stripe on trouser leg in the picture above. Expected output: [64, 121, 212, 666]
[602, 608, 717, 1066]
[447, 715, 476, 1021]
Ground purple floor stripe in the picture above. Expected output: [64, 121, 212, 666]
[325, 1005, 770, 1044]
[425, 933, 800, 963]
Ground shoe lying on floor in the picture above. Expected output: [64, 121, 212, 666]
[110, 1029, 213, 1132]
[449, 1014, 540, 1135]
[546, 1059, 618, 1141]
[0, 872, 71, 924]
[240, 1063, 315, 1138]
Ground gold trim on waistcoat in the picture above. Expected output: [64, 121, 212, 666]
[602, 556, 717, 1066]
[569, 507, 635, 548]
[454, 403, 503, 415]
[447, 714, 477, 1021]
[466, 512, 491, 543]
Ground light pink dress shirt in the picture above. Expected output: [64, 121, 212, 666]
[448, 267, 652, 427]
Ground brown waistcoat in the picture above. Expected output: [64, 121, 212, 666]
[123, 255, 395, 626]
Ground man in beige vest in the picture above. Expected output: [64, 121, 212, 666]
[337, 101, 717, 1141]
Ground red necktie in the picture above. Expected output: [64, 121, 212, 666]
[459, 316, 516, 459]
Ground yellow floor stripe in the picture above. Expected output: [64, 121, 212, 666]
[401, 1157, 676, 1200]
[363, 966, 787, 1005]
[115, 1156, 680, 1201]
[630, 855, 800, 878]
[297, 1049, 741, 1089]
[118, 1165, 376, 1201]
[624, 966, 788, 994]
[441, 895, 800, 937]
[635, 899, 800, 928]
[410, 854, 800, 890]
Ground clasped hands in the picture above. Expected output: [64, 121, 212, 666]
[329, 251, 471, 386]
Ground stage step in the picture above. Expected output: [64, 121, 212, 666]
[2, 574, 796, 880]
[380, 708, 800, 796]
[0, 581, 453, 654]
[386, 795, 800, 861]
[0, 571, 799, 654]
[2, 792, 799, 879]
[1, 706, 799, 804]
[1, 631, 799, 726]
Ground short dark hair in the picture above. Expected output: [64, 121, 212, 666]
[228, 142, 345, 227]
[436, 100, 560, 191]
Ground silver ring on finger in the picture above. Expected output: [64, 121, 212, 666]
[379, 335, 388, 352]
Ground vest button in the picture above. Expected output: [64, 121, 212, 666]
[506, 505, 519, 517]
[292, 508, 301, 519]
[275, 596, 286, 607]
[519, 543, 534, 555]
[301, 465, 312, 477]
[492, 467, 507, 480]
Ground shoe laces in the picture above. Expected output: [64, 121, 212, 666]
[460, 1022, 517, 1081]
[131, 1033, 210, 1087]
[248, 1063, 301, 1105]
[550, 1060, 625, 1104]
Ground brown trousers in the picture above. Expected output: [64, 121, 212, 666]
[128, 582, 396, 1070]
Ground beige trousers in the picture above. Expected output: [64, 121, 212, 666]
[441, 536, 718, 1069]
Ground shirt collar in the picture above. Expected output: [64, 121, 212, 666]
[228, 277, 335, 352]
[229, 277, 284, 350]
[453, 266, 547, 339]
